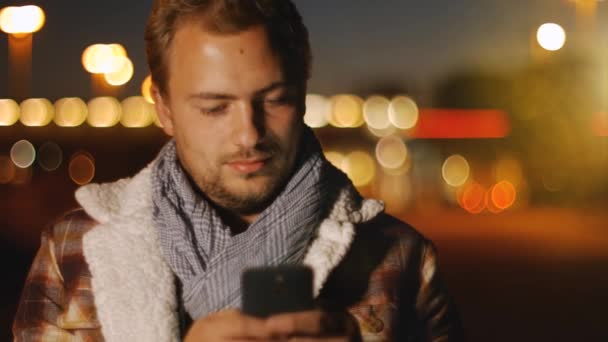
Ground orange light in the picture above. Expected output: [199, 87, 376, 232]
[458, 182, 486, 214]
[491, 180, 517, 210]
[593, 112, 608, 136]
[69, 152, 95, 185]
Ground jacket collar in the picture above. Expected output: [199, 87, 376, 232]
[76, 163, 384, 342]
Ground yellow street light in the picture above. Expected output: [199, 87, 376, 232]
[0, 6, 45, 35]
[536, 23, 567, 51]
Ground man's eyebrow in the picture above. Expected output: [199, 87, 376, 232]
[187, 82, 288, 101]
[253, 82, 288, 96]
[188, 92, 237, 101]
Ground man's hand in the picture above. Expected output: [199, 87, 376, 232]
[265, 310, 362, 342]
[184, 309, 271, 342]
[185, 309, 361, 342]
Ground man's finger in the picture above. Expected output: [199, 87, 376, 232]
[266, 310, 325, 336]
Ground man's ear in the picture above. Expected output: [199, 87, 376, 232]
[152, 85, 175, 137]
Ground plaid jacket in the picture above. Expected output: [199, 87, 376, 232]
[13, 165, 463, 342]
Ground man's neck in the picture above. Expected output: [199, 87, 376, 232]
[214, 206, 260, 235]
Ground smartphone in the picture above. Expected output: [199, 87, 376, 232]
[241, 265, 314, 318]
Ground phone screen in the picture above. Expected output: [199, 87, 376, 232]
[241, 265, 314, 318]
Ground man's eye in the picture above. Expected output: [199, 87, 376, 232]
[202, 104, 227, 115]
[266, 96, 294, 106]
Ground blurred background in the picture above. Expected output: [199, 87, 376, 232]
[1, 0, 607, 341]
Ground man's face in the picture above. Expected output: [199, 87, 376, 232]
[155, 22, 304, 215]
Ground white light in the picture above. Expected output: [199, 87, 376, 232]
[10, 140, 36, 168]
[537, 23, 566, 51]
[87, 97, 122, 127]
[121, 96, 155, 128]
[54, 98, 88, 127]
[389, 96, 419, 129]
[0, 6, 45, 34]
[304, 94, 330, 128]
[20, 98, 54, 127]
[363, 96, 391, 130]
[0, 99, 20, 126]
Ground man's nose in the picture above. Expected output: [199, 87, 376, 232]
[232, 101, 265, 149]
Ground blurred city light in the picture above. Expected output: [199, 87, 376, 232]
[0, 99, 20, 126]
[323, 151, 345, 170]
[491, 180, 517, 210]
[120, 96, 155, 128]
[142, 75, 155, 104]
[0, 6, 45, 35]
[389, 96, 419, 130]
[304, 94, 330, 128]
[537, 23, 566, 51]
[20, 98, 54, 127]
[54, 98, 88, 127]
[104, 55, 134, 86]
[458, 182, 486, 214]
[87, 97, 122, 127]
[375, 136, 408, 169]
[0, 156, 16, 184]
[330, 95, 364, 128]
[367, 125, 397, 138]
[10, 140, 36, 169]
[363, 96, 391, 130]
[342, 151, 375, 187]
[442, 154, 471, 187]
[411, 109, 510, 139]
[69, 152, 95, 185]
[37, 142, 63, 172]
[82, 43, 129, 75]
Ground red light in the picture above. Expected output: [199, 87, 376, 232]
[411, 109, 510, 139]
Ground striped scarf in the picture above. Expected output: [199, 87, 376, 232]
[151, 130, 348, 320]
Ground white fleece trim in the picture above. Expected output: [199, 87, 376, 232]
[78, 165, 180, 342]
[76, 165, 383, 341]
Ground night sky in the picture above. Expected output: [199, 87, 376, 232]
[1, 0, 606, 102]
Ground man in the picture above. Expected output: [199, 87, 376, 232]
[13, 1, 463, 341]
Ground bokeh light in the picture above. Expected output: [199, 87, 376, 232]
[0, 99, 20, 126]
[375, 136, 408, 169]
[54, 98, 88, 127]
[458, 182, 486, 214]
[142, 75, 155, 104]
[121, 96, 155, 128]
[537, 23, 566, 51]
[10, 140, 36, 168]
[330, 95, 364, 128]
[389, 96, 419, 129]
[0, 156, 16, 184]
[304, 94, 330, 128]
[20, 98, 54, 127]
[363, 96, 391, 130]
[82, 44, 127, 74]
[367, 125, 397, 138]
[37, 142, 63, 172]
[69, 152, 96, 185]
[104, 56, 134, 86]
[342, 151, 376, 187]
[0, 6, 45, 34]
[491, 180, 517, 210]
[323, 151, 345, 171]
[87, 97, 122, 127]
[442, 155, 471, 187]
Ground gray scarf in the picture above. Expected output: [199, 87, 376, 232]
[151, 130, 349, 320]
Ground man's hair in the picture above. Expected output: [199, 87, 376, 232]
[145, 0, 312, 96]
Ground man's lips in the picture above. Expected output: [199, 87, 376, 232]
[226, 157, 271, 174]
